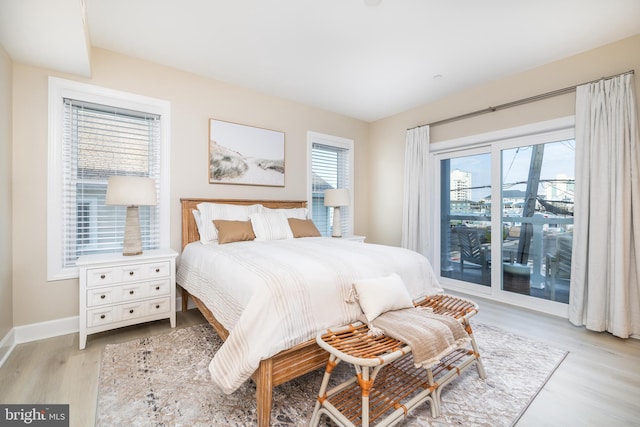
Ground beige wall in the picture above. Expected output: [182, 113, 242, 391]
[11, 48, 369, 326]
[367, 34, 640, 246]
[8, 34, 640, 328]
[0, 45, 13, 347]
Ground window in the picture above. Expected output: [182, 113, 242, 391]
[431, 117, 575, 316]
[308, 132, 354, 236]
[48, 78, 170, 280]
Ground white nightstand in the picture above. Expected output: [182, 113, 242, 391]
[77, 248, 178, 349]
[340, 235, 366, 243]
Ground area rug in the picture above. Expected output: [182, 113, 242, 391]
[96, 322, 567, 426]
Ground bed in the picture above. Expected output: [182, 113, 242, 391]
[176, 198, 444, 426]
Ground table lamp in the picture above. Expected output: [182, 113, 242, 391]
[105, 176, 157, 256]
[324, 188, 349, 237]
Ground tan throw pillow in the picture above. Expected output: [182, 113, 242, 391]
[213, 220, 256, 244]
[287, 218, 321, 238]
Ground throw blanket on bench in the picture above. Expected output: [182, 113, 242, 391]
[370, 307, 470, 369]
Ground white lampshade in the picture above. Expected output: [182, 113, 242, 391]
[324, 188, 350, 207]
[105, 176, 157, 256]
[106, 176, 157, 207]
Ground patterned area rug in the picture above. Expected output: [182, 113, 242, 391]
[96, 322, 567, 426]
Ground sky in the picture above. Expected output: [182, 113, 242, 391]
[451, 139, 575, 201]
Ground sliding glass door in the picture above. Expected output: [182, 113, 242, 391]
[501, 140, 574, 303]
[440, 151, 492, 289]
[434, 119, 575, 312]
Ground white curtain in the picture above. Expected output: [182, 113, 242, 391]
[401, 125, 430, 255]
[570, 73, 640, 338]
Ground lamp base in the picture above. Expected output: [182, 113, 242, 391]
[123, 206, 143, 256]
[331, 206, 342, 238]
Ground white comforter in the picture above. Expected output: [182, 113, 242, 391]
[176, 237, 443, 393]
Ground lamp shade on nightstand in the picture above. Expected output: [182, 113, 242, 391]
[324, 188, 350, 238]
[106, 176, 157, 256]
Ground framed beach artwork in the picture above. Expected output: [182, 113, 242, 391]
[208, 119, 285, 186]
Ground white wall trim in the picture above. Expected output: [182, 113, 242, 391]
[0, 328, 16, 368]
[429, 115, 575, 154]
[14, 316, 80, 344]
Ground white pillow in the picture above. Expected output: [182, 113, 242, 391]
[352, 273, 414, 323]
[192, 209, 204, 240]
[264, 207, 308, 219]
[196, 203, 263, 244]
[250, 211, 294, 241]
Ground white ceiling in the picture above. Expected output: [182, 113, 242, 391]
[1, 0, 640, 122]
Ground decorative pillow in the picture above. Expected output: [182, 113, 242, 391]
[213, 220, 256, 244]
[352, 273, 414, 323]
[264, 207, 308, 219]
[249, 211, 294, 241]
[288, 218, 321, 238]
[197, 203, 263, 244]
[192, 209, 204, 240]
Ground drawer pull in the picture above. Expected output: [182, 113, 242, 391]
[100, 314, 106, 319]
[155, 286, 160, 291]
[155, 268, 160, 273]
[129, 309, 134, 314]
[129, 290, 134, 295]
[100, 295, 106, 299]
[129, 271, 134, 276]
[100, 274, 106, 279]
[155, 304, 160, 309]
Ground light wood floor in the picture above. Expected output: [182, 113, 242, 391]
[1, 298, 639, 427]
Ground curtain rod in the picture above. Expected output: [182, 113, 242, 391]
[408, 69, 635, 130]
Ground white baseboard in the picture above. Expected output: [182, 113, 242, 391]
[0, 317, 78, 369]
[0, 298, 195, 368]
[14, 315, 79, 344]
[0, 328, 16, 369]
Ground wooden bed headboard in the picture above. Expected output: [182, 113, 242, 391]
[180, 198, 308, 250]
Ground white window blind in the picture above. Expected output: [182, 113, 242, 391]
[311, 142, 351, 236]
[62, 99, 161, 267]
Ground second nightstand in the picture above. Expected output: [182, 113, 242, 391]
[340, 235, 366, 243]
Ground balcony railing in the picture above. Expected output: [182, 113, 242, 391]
[443, 214, 573, 303]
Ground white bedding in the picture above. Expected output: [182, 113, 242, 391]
[176, 237, 443, 394]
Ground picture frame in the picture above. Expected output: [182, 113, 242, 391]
[208, 119, 285, 186]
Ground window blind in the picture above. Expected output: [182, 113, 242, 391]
[62, 99, 161, 266]
[311, 142, 351, 236]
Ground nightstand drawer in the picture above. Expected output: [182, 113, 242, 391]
[146, 297, 171, 315]
[86, 268, 121, 287]
[119, 302, 146, 321]
[87, 288, 116, 307]
[119, 283, 147, 301]
[86, 278, 171, 308]
[119, 261, 170, 283]
[145, 261, 171, 278]
[146, 279, 171, 297]
[87, 307, 116, 328]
